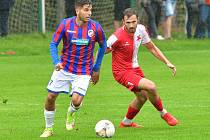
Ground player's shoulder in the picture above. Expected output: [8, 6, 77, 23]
[107, 28, 123, 44]
[89, 19, 103, 28]
[89, 18, 99, 24]
[61, 16, 75, 24]
[113, 27, 124, 38]
[86, 19, 104, 33]
[136, 24, 147, 32]
[115, 27, 123, 33]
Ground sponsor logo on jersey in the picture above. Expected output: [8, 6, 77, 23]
[67, 30, 76, 33]
[124, 42, 131, 46]
[71, 38, 89, 45]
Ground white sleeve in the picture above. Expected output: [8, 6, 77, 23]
[141, 26, 151, 45]
[107, 34, 118, 49]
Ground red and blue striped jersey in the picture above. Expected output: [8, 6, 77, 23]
[50, 17, 107, 75]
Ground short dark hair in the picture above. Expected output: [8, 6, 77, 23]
[123, 8, 138, 19]
[75, 0, 92, 7]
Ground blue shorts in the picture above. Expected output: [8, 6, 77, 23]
[163, 0, 177, 17]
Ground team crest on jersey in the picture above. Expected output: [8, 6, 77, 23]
[137, 35, 141, 41]
[88, 30, 94, 37]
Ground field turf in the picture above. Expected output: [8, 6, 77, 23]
[0, 34, 210, 140]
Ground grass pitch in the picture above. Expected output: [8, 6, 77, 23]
[0, 34, 210, 140]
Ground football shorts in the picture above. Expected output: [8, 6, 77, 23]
[47, 69, 91, 96]
[113, 67, 145, 93]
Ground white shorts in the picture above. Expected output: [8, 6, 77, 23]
[47, 69, 91, 96]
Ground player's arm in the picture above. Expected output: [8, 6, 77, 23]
[91, 24, 107, 85]
[105, 34, 118, 54]
[105, 47, 112, 54]
[49, 19, 66, 70]
[140, 25, 176, 76]
[143, 41, 176, 76]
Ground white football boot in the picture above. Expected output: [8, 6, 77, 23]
[40, 127, 53, 138]
[66, 112, 76, 130]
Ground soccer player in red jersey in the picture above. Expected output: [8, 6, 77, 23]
[40, 0, 107, 137]
[106, 8, 178, 128]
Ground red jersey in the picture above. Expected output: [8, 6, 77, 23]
[107, 24, 151, 74]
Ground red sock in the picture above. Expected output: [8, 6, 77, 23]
[153, 97, 163, 111]
[125, 106, 140, 120]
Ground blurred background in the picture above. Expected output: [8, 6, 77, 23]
[8, 0, 185, 34]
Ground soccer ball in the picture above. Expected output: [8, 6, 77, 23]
[95, 120, 115, 138]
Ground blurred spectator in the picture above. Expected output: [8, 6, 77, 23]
[208, 11, 210, 38]
[162, 0, 177, 39]
[197, 0, 210, 38]
[140, 0, 165, 40]
[114, 0, 130, 30]
[65, 0, 76, 18]
[185, 0, 200, 38]
[0, 0, 14, 37]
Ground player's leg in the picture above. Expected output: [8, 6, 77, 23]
[66, 75, 91, 130]
[66, 93, 84, 130]
[40, 70, 70, 137]
[138, 78, 178, 126]
[120, 90, 148, 128]
[40, 92, 58, 137]
[133, 90, 148, 109]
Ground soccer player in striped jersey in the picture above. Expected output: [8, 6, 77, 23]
[40, 0, 107, 137]
[106, 8, 178, 128]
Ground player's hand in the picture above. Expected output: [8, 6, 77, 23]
[105, 48, 112, 54]
[55, 63, 63, 71]
[166, 63, 176, 76]
[90, 71, 100, 85]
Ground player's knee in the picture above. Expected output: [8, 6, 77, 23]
[148, 82, 157, 93]
[47, 94, 57, 102]
[143, 95, 148, 102]
[136, 92, 147, 104]
[139, 96, 147, 104]
[72, 100, 82, 108]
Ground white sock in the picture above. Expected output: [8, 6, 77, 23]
[160, 108, 167, 117]
[67, 102, 81, 114]
[44, 109, 55, 128]
[122, 117, 132, 124]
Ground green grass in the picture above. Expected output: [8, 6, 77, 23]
[0, 34, 210, 140]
